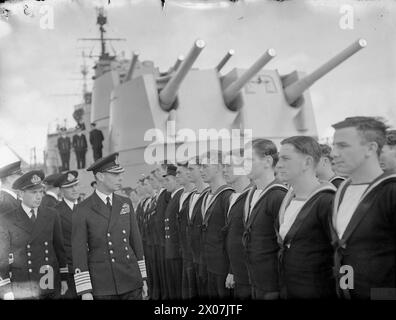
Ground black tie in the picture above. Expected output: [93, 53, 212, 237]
[106, 196, 112, 211]
[30, 209, 36, 223]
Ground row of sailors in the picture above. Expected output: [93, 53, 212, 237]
[0, 153, 147, 300]
[0, 115, 395, 300]
[134, 117, 396, 300]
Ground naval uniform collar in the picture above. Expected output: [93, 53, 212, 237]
[2, 188, 18, 200]
[171, 187, 184, 199]
[46, 191, 59, 200]
[64, 198, 78, 211]
[95, 189, 113, 205]
[21, 202, 37, 219]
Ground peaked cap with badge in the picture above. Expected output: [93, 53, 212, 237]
[54, 171, 79, 188]
[12, 170, 45, 191]
[0, 161, 22, 179]
[87, 152, 125, 175]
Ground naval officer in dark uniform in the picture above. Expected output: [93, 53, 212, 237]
[54, 171, 80, 299]
[72, 153, 148, 300]
[0, 170, 68, 300]
[57, 127, 71, 172]
[89, 122, 104, 162]
[72, 126, 88, 169]
[0, 161, 22, 215]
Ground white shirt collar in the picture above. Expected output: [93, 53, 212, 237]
[95, 189, 113, 205]
[46, 191, 59, 200]
[21, 202, 37, 218]
[64, 198, 78, 211]
[2, 188, 18, 200]
[171, 187, 184, 199]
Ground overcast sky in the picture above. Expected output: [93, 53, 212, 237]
[0, 0, 395, 164]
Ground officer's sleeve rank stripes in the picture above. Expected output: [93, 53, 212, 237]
[0, 277, 12, 297]
[74, 270, 93, 294]
[60, 266, 69, 274]
[138, 259, 147, 279]
[0, 277, 11, 288]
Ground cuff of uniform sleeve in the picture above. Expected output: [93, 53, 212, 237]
[0, 278, 12, 299]
[60, 266, 69, 281]
[74, 270, 93, 295]
[138, 259, 147, 279]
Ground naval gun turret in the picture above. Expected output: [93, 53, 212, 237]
[105, 38, 366, 181]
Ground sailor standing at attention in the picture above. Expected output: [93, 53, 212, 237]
[276, 136, 336, 299]
[72, 153, 148, 300]
[331, 117, 396, 299]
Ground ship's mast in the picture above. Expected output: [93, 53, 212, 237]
[81, 51, 88, 96]
[97, 8, 108, 59]
[78, 7, 126, 61]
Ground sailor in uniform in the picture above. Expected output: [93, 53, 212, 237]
[242, 139, 287, 300]
[135, 178, 148, 236]
[199, 151, 234, 299]
[222, 151, 254, 300]
[331, 117, 396, 299]
[72, 153, 148, 300]
[41, 173, 62, 208]
[176, 162, 197, 300]
[54, 170, 80, 299]
[0, 170, 68, 300]
[185, 157, 210, 298]
[151, 167, 171, 300]
[276, 136, 336, 299]
[0, 161, 22, 215]
[147, 170, 169, 300]
[379, 129, 396, 174]
[163, 164, 184, 299]
[317, 144, 346, 188]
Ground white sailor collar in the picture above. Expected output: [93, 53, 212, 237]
[332, 173, 396, 229]
[279, 181, 336, 226]
[171, 187, 184, 199]
[2, 188, 18, 200]
[46, 191, 59, 200]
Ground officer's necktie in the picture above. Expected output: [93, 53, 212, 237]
[30, 209, 36, 223]
[106, 196, 112, 211]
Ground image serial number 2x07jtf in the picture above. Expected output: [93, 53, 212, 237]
[153, 304, 243, 318]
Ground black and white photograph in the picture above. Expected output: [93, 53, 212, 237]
[0, 0, 396, 311]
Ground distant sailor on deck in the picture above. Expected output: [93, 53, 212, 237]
[89, 122, 104, 162]
[72, 126, 88, 169]
[57, 127, 71, 172]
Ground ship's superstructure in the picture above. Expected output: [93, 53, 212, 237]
[45, 9, 366, 192]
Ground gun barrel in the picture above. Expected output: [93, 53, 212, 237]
[284, 39, 367, 105]
[125, 51, 139, 82]
[223, 48, 276, 106]
[216, 49, 235, 72]
[160, 40, 206, 111]
[173, 55, 185, 71]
